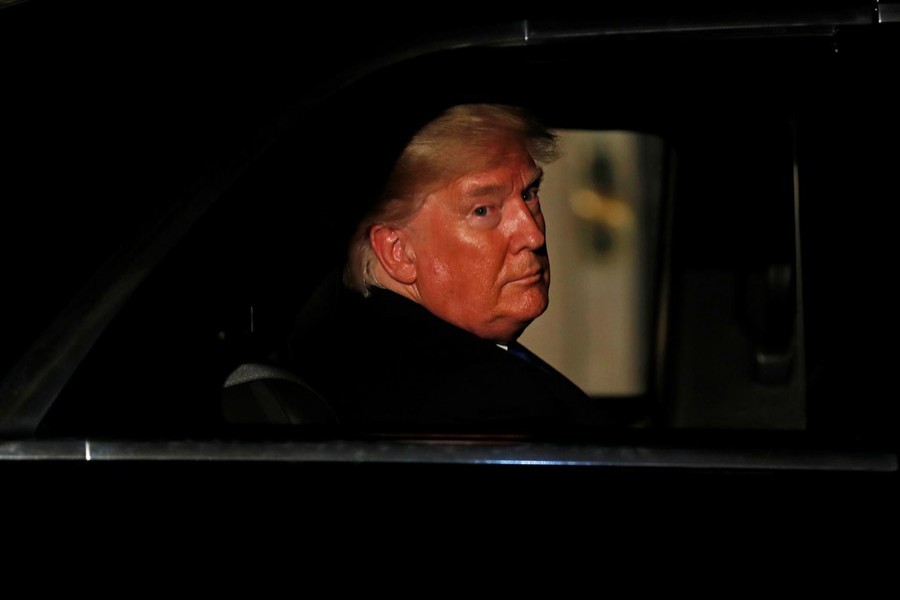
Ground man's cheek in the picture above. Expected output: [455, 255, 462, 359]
[427, 257, 452, 283]
[418, 256, 456, 298]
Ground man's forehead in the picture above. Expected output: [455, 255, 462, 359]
[456, 159, 541, 199]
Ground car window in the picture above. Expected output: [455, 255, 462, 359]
[521, 130, 665, 400]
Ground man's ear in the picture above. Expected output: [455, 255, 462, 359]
[370, 225, 417, 285]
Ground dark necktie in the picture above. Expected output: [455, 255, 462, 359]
[507, 342, 549, 374]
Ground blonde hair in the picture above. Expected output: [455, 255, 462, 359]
[344, 104, 559, 295]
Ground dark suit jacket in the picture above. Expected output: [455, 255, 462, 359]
[290, 284, 605, 431]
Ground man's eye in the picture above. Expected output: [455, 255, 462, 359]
[473, 206, 489, 217]
[522, 188, 540, 201]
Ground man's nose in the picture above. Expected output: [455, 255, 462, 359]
[508, 197, 545, 252]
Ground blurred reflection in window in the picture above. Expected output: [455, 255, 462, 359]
[519, 130, 665, 396]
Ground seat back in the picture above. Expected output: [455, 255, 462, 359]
[222, 363, 338, 425]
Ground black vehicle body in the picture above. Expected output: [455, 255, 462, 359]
[2, 0, 898, 520]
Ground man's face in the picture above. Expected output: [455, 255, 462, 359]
[403, 139, 550, 343]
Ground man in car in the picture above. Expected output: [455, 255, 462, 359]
[293, 104, 601, 429]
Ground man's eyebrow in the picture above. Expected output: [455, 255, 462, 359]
[464, 168, 544, 198]
[527, 168, 544, 190]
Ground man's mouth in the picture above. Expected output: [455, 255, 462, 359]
[510, 269, 545, 285]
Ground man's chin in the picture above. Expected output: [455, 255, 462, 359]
[501, 291, 549, 338]
[524, 300, 549, 324]
[524, 286, 550, 317]
[434, 288, 550, 342]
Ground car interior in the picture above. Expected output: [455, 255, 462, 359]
[24, 15, 897, 465]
